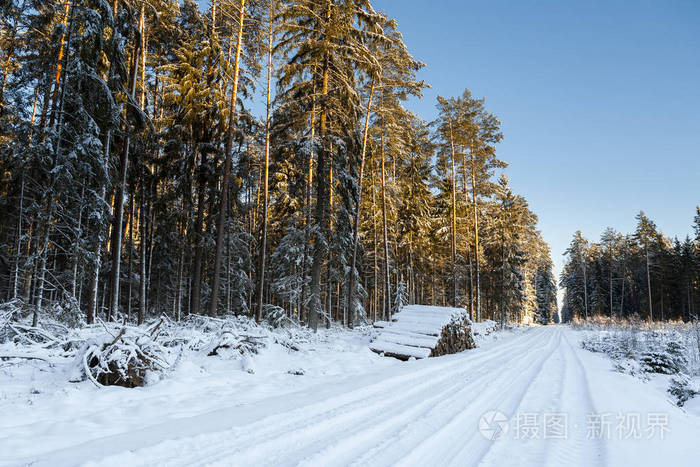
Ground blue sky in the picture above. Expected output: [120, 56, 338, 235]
[371, 0, 700, 298]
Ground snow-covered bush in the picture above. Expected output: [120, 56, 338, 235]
[668, 373, 699, 407]
[80, 323, 172, 388]
[394, 282, 408, 313]
[612, 359, 647, 380]
[471, 319, 499, 341]
[639, 342, 688, 375]
[263, 304, 297, 329]
[580, 322, 700, 407]
[205, 329, 266, 358]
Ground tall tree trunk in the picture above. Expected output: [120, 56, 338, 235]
[175, 193, 187, 321]
[34, 2, 76, 323]
[371, 151, 378, 321]
[619, 272, 625, 319]
[190, 150, 206, 316]
[462, 153, 474, 319]
[308, 1, 332, 331]
[380, 126, 391, 319]
[108, 30, 141, 321]
[448, 120, 458, 307]
[87, 187, 106, 325]
[47, 0, 71, 128]
[347, 81, 374, 324]
[126, 185, 134, 323]
[609, 263, 613, 317]
[139, 5, 147, 110]
[300, 71, 318, 323]
[582, 260, 588, 319]
[256, 0, 275, 323]
[646, 245, 653, 322]
[12, 173, 25, 299]
[71, 186, 85, 299]
[469, 145, 480, 321]
[86, 129, 112, 324]
[138, 169, 147, 325]
[210, 0, 246, 317]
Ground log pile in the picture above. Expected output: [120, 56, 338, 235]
[370, 305, 475, 361]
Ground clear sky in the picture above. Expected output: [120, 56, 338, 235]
[372, 0, 700, 302]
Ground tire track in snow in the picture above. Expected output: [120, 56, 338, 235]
[293, 330, 556, 466]
[545, 330, 606, 467]
[478, 329, 567, 467]
[345, 328, 560, 467]
[389, 327, 560, 467]
[177, 328, 552, 467]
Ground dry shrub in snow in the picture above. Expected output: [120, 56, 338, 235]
[205, 329, 266, 358]
[80, 320, 172, 388]
[1, 300, 328, 390]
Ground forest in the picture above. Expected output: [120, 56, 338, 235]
[0, 0, 558, 331]
[560, 210, 700, 323]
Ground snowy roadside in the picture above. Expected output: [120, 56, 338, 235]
[0, 319, 383, 463]
[566, 326, 700, 466]
[573, 321, 700, 414]
[0, 311, 516, 465]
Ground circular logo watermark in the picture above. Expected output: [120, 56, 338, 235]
[479, 410, 509, 441]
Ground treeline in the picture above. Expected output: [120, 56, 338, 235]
[0, 0, 556, 330]
[560, 209, 700, 323]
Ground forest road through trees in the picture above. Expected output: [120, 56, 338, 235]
[11, 327, 700, 467]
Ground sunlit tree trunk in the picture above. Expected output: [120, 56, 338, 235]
[210, 0, 246, 316]
[469, 144, 481, 321]
[371, 151, 378, 321]
[308, 1, 332, 331]
[380, 125, 391, 319]
[256, 0, 275, 323]
[301, 79, 316, 323]
[47, 0, 71, 128]
[447, 119, 458, 307]
[347, 81, 374, 324]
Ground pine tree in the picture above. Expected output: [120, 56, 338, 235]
[434, 89, 504, 321]
[561, 231, 590, 320]
[635, 211, 658, 322]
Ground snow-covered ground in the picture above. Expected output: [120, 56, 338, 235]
[2, 324, 700, 466]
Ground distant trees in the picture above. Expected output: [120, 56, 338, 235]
[560, 209, 700, 322]
[0, 0, 556, 329]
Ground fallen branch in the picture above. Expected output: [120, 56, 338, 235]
[108, 328, 127, 347]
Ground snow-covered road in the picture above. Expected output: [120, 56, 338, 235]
[5, 326, 700, 466]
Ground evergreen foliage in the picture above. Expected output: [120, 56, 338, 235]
[0, 0, 559, 329]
